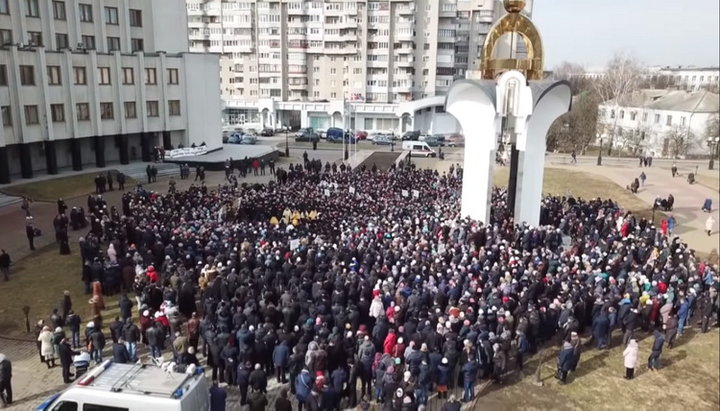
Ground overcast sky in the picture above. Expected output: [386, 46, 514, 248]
[532, 0, 720, 70]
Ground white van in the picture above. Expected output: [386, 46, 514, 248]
[36, 361, 210, 411]
[402, 141, 437, 157]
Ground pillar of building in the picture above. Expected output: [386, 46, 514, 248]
[118, 135, 130, 165]
[70, 138, 83, 171]
[162, 131, 172, 150]
[94, 136, 106, 168]
[19, 144, 33, 179]
[140, 133, 152, 162]
[44, 140, 58, 175]
[0, 146, 10, 184]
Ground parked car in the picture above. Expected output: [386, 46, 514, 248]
[327, 128, 357, 143]
[240, 134, 257, 145]
[227, 133, 243, 144]
[260, 128, 274, 136]
[402, 130, 421, 141]
[372, 135, 394, 145]
[354, 130, 368, 140]
[446, 134, 465, 147]
[424, 136, 443, 147]
[402, 141, 436, 157]
[316, 129, 327, 139]
[295, 131, 320, 142]
[295, 127, 314, 138]
[367, 133, 383, 142]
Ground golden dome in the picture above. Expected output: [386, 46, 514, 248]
[504, 0, 526, 13]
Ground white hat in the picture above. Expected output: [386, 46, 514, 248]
[143, 310, 150, 317]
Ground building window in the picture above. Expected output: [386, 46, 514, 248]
[52, 1, 66, 20]
[681, 116, 686, 126]
[167, 68, 179, 85]
[0, 65, 6, 86]
[129, 9, 142, 27]
[0, 0, 8, 14]
[98, 67, 111, 85]
[168, 100, 181, 116]
[47, 66, 62, 85]
[144, 68, 157, 85]
[666, 115, 672, 126]
[1, 106, 10, 126]
[122, 67, 134, 84]
[146, 101, 159, 117]
[619, 110, 624, 119]
[100, 102, 113, 119]
[20, 65, 35, 85]
[104, 6, 118, 24]
[56, 33, 69, 49]
[74, 66, 86, 85]
[76, 103, 89, 121]
[0, 29, 11, 46]
[50, 104, 64, 122]
[28, 31, 42, 46]
[24, 105, 39, 125]
[79, 3, 93, 22]
[107, 36, 120, 51]
[131, 38, 144, 52]
[610, 110, 615, 119]
[124, 102, 136, 119]
[81, 35, 95, 49]
[654, 114, 660, 124]
[642, 113, 648, 122]
[25, 0, 39, 17]
[630, 112, 637, 121]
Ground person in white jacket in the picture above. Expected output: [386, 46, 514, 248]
[623, 339, 639, 379]
[706, 215, 715, 236]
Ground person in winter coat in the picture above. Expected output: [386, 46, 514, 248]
[664, 313, 679, 349]
[112, 338, 131, 364]
[209, 380, 226, 411]
[436, 357, 451, 399]
[0, 353, 11, 407]
[236, 362, 251, 405]
[273, 340, 290, 383]
[492, 343, 507, 384]
[146, 324, 164, 359]
[57, 338, 79, 383]
[295, 368, 314, 411]
[275, 387, 293, 411]
[247, 390, 268, 411]
[622, 339, 639, 379]
[38, 326, 55, 368]
[677, 297, 690, 336]
[557, 340, 575, 383]
[648, 329, 665, 370]
[383, 329, 397, 355]
[88, 327, 106, 364]
[249, 363, 267, 393]
[461, 357, 479, 402]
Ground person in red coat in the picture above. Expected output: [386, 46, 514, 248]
[660, 219, 668, 237]
[146, 266, 159, 283]
[383, 329, 397, 355]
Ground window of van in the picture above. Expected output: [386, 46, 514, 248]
[51, 402, 78, 411]
[83, 405, 128, 411]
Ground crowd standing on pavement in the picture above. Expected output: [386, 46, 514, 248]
[2, 157, 718, 411]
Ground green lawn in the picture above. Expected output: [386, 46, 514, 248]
[1, 171, 135, 202]
[0, 244, 90, 337]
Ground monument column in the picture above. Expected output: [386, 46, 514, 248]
[0, 146, 10, 183]
[70, 138, 83, 171]
[44, 140, 59, 175]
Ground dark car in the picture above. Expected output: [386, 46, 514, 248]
[260, 128, 274, 136]
[295, 131, 320, 142]
[327, 128, 356, 144]
[402, 130, 421, 141]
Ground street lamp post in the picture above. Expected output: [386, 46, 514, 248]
[597, 133, 603, 166]
[285, 126, 289, 157]
[707, 136, 719, 170]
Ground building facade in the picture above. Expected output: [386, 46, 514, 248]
[647, 66, 720, 92]
[0, 0, 222, 183]
[598, 89, 719, 157]
[188, 0, 532, 133]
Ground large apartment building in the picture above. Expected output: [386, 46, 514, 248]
[188, 0, 531, 132]
[0, 0, 222, 183]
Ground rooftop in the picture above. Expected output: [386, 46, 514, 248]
[605, 89, 720, 113]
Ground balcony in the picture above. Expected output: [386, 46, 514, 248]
[367, 59, 388, 68]
[288, 82, 308, 89]
[393, 85, 412, 93]
[439, 9, 457, 18]
[395, 57, 414, 67]
[395, 32, 413, 42]
[395, 47, 413, 54]
[397, 5, 415, 15]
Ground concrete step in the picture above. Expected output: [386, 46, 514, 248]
[122, 163, 178, 181]
[0, 193, 21, 208]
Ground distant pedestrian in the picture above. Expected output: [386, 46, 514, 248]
[106, 171, 114, 191]
[117, 172, 126, 191]
[20, 196, 31, 216]
[571, 150, 577, 164]
[0, 249, 10, 281]
[647, 329, 665, 370]
[706, 215, 715, 236]
[639, 171, 647, 186]
[26, 218, 36, 251]
[671, 163, 678, 177]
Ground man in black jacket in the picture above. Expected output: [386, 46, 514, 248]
[112, 338, 131, 364]
[0, 249, 10, 281]
[58, 339, 79, 383]
[109, 317, 124, 344]
[249, 363, 267, 393]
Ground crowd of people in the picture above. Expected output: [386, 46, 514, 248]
[12, 159, 720, 410]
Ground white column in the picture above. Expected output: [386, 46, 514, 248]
[445, 81, 498, 223]
[515, 83, 571, 226]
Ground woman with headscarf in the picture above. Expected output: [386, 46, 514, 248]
[37, 326, 55, 368]
[622, 339, 639, 379]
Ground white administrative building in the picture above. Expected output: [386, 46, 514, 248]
[0, 0, 222, 183]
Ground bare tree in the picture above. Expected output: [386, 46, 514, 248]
[705, 113, 720, 140]
[665, 125, 693, 158]
[553, 61, 593, 94]
[592, 52, 644, 155]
